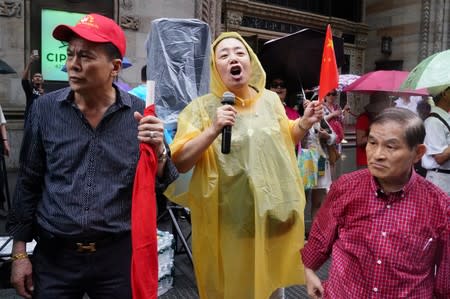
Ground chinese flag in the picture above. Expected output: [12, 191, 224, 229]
[318, 24, 339, 101]
[131, 105, 158, 299]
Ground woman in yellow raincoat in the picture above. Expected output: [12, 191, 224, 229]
[168, 32, 323, 299]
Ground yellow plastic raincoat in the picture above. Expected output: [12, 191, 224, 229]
[168, 32, 305, 299]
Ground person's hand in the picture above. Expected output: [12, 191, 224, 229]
[303, 100, 323, 128]
[29, 53, 39, 63]
[343, 103, 350, 112]
[212, 104, 237, 136]
[332, 110, 342, 118]
[10, 257, 33, 299]
[134, 112, 165, 156]
[303, 99, 311, 109]
[3, 140, 10, 157]
[318, 128, 329, 140]
[305, 268, 324, 299]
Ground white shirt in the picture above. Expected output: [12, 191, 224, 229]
[394, 96, 422, 114]
[0, 105, 6, 124]
[422, 106, 450, 170]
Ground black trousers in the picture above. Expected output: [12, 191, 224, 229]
[32, 233, 132, 299]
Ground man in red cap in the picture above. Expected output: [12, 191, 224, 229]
[6, 13, 178, 299]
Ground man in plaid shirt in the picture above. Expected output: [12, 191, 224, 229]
[301, 107, 449, 298]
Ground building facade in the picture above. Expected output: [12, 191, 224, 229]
[0, 0, 449, 168]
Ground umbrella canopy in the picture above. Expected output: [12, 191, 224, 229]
[338, 74, 360, 91]
[0, 59, 16, 74]
[310, 74, 360, 93]
[259, 28, 344, 92]
[343, 70, 428, 96]
[400, 49, 450, 95]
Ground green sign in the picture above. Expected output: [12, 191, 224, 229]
[41, 9, 85, 81]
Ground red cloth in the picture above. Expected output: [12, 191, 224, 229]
[355, 112, 370, 167]
[324, 103, 344, 143]
[318, 24, 339, 102]
[131, 105, 158, 299]
[301, 169, 450, 298]
[284, 105, 300, 120]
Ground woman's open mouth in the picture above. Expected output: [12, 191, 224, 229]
[230, 65, 242, 79]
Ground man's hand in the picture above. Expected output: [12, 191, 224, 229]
[134, 112, 165, 155]
[305, 267, 324, 299]
[30, 52, 39, 62]
[10, 257, 33, 299]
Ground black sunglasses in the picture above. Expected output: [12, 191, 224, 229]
[327, 92, 337, 96]
[270, 82, 286, 89]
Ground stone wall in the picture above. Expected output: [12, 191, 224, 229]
[119, 0, 197, 89]
[365, 0, 424, 71]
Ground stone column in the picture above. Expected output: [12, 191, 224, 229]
[196, 0, 222, 38]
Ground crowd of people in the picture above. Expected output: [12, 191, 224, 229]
[1, 12, 448, 299]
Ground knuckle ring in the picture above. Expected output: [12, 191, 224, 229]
[149, 131, 155, 139]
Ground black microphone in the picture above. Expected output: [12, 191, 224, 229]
[221, 91, 236, 154]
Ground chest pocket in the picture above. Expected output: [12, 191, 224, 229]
[390, 232, 437, 273]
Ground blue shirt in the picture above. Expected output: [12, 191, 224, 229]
[7, 85, 178, 241]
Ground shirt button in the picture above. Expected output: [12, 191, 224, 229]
[386, 205, 391, 209]
[377, 259, 382, 265]
[381, 232, 387, 237]
[373, 287, 378, 292]
[84, 207, 89, 211]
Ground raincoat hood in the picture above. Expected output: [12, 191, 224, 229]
[210, 32, 266, 103]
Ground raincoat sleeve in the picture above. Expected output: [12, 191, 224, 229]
[168, 96, 219, 208]
[170, 99, 205, 159]
[271, 94, 299, 144]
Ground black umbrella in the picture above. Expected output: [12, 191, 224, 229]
[259, 28, 344, 93]
[0, 59, 16, 74]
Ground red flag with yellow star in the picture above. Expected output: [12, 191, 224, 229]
[318, 24, 339, 101]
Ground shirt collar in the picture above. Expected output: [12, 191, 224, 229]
[370, 168, 418, 201]
[57, 84, 132, 108]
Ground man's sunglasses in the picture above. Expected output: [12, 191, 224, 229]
[270, 82, 286, 89]
[327, 92, 337, 96]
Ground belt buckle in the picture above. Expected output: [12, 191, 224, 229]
[76, 242, 96, 253]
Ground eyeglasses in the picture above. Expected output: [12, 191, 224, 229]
[270, 82, 286, 89]
[327, 92, 337, 96]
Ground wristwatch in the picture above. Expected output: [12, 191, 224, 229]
[158, 145, 167, 162]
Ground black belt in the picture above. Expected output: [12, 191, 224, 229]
[37, 230, 130, 253]
[429, 168, 450, 174]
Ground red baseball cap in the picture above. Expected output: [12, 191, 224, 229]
[52, 13, 126, 58]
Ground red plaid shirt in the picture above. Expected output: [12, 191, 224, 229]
[301, 169, 450, 298]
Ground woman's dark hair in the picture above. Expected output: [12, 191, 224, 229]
[371, 107, 425, 149]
